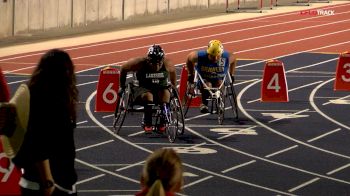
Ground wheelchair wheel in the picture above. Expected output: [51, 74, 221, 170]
[163, 104, 177, 143]
[170, 86, 185, 135]
[113, 85, 130, 134]
[217, 91, 225, 125]
[182, 83, 195, 117]
[226, 83, 239, 120]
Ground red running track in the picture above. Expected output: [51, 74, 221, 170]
[0, 2, 349, 75]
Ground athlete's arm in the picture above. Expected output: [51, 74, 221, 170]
[120, 57, 143, 89]
[229, 52, 237, 76]
[164, 58, 177, 86]
[36, 160, 55, 196]
[186, 51, 198, 82]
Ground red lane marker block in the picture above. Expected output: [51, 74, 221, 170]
[178, 65, 201, 107]
[0, 67, 10, 102]
[334, 51, 350, 91]
[0, 68, 21, 195]
[0, 143, 21, 196]
[261, 59, 289, 102]
[95, 66, 120, 112]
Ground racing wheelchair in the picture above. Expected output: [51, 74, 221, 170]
[112, 82, 185, 143]
[182, 71, 238, 125]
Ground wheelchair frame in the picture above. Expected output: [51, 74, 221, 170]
[113, 83, 185, 143]
[183, 70, 238, 124]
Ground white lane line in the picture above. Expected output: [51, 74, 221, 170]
[133, 142, 215, 146]
[77, 125, 139, 129]
[116, 160, 145, 172]
[289, 81, 323, 92]
[187, 123, 350, 185]
[246, 109, 312, 112]
[248, 81, 325, 103]
[309, 79, 350, 132]
[238, 80, 350, 164]
[8, 79, 28, 84]
[128, 131, 145, 137]
[268, 109, 310, 123]
[85, 91, 297, 195]
[288, 163, 350, 192]
[247, 58, 338, 104]
[327, 163, 350, 175]
[2, 10, 350, 75]
[77, 80, 98, 86]
[93, 164, 130, 167]
[247, 98, 261, 104]
[322, 95, 350, 106]
[76, 158, 139, 184]
[78, 189, 139, 193]
[237, 43, 342, 69]
[183, 176, 214, 188]
[2, 3, 348, 62]
[222, 160, 257, 173]
[316, 96, 344, 99]
[63, 3, 350, 53]
[71, 16, 350, 60]
[237, 28, 350, 55]
[76, 140, 114, 152]
[3, 66, 36, 74]
[307, 128, 342, 143]
[217, 125, 258, 140]
[288, 178, 320, 193]
[234, 78, 260, 86]
[76, 174, 106, 185]
[265, 145, 299, 158]
[76, 120, 88, 125]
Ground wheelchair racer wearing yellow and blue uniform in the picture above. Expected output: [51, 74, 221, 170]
[119, 45, 177, 133]
[186, 40, 237, 113]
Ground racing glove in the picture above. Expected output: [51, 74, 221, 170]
[188, 74, 194, 84]
[118, 86, 125, 97]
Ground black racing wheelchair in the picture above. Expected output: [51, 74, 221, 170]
[182, 71, 238, 125]
[112, 82, 185, 143]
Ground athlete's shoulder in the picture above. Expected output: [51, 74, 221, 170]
[122, 56, 147, 71]
[222, 50, 231, 56]
[197, 50, 207, 57]
[163, 58, 175, 72]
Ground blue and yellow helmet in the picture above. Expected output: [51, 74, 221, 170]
[207, 40, 223, 56]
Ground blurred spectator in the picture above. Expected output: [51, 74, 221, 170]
[136, 148, 184, 196]
[0, 67, 10, 102]
[12, 49, 79, 196]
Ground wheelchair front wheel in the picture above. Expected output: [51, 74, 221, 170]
[226, 83, 239, 120]
[217, 96, 225, 125]
[113, 87, 130, 134]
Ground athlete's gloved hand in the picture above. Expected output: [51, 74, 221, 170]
[188, 74, 194, 84]
[230, 75, 235, 83]
[118, 87, 125, 97]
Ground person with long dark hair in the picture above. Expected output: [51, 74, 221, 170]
[13, 49, 79, 196]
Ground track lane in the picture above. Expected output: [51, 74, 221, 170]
[1, 3, 349, 74]
[2, 2, 350, 195]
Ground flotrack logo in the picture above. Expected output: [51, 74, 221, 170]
[300, 9, 335, 16]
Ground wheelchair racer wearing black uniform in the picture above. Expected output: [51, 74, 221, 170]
[186, 40, 237, 113]
[119, 45, 177, 133]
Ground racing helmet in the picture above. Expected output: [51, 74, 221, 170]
[207, 40, 224, 56]
[147, 44, 165, 63]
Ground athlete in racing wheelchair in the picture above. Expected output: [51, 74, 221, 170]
[184, 40, 238, 124]
[113, 45, 184, 142]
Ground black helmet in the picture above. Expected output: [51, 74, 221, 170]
[147, 45, 164, 63]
